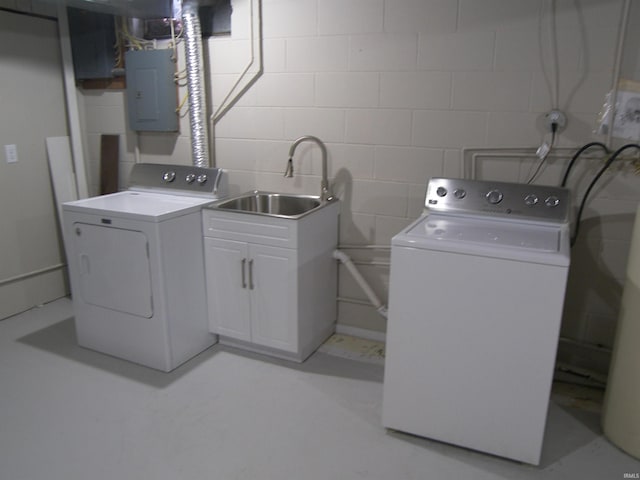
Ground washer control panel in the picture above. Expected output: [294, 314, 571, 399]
[425, 177, 570, 223]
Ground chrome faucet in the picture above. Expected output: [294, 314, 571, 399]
[285, 135, 333, 201]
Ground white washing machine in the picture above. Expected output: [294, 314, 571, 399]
[62, 163, 227, 372]
[382, 177, 571, 465]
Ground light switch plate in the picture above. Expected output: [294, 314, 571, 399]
[5, 144, 18, 163]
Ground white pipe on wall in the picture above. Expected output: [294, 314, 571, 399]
[333, 249, 388, 319]
[607, 0, 632, 149]
[461, 147, 600, 180]
[0, 264, 66, 288]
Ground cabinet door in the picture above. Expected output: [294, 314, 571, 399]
[249, 244, 297, 352]
[204, 237, 251, 341]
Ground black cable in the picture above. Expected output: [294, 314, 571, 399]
[571, 143, 640, 246]
[561, 141, 609, 187]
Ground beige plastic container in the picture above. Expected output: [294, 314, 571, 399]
[602, 204, 640, 459]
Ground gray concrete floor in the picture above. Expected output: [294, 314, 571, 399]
[1, 297, 639, 480]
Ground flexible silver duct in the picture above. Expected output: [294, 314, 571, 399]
[181, 0, 209, 168]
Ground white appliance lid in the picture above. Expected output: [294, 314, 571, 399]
[393, 214, 570, 266]
[63, 191, 214, 222]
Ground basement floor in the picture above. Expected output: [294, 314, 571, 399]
[1, 297, 638, 480]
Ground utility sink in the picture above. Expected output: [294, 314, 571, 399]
[209, 191, 331, 219]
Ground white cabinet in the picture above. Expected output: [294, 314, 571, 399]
[203, 201, 339, 362]
[204, 238, 297, 352]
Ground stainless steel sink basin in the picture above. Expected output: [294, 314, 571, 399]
[209, 191, 329, 219]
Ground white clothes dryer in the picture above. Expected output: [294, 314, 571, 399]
[383, 177, 571, 465]
[63, 163, 227, 372]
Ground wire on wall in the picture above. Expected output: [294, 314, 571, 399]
[571, 143, 640, 245]
[209, 0, 263, 166]
[547, 0, 560, 111]
[527, 0, 562, 185]
[560, 142, 610, 187]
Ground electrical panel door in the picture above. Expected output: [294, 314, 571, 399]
[125, 49, 178, 132]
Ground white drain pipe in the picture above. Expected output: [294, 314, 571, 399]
[333, 250, 388, 319]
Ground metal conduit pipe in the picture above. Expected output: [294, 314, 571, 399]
[182, 0, 209, 168]
[333, 249, 388, 319]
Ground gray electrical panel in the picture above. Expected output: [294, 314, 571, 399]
[125, 49, 179, 132]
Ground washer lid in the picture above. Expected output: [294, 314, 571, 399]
[393, 214, 570, 266]
[63, 191, 214, 222]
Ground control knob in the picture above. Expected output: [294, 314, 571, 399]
[453, 189, 466, 199]
[185, 173, 196, 184]
[524, 194, 538, 206]
[545, 196, 560, 207]
[196, 174, 208, 185]
[436, 186, 448, 197]
[162, 171, 176, 183]
[485, 189, 503, 205]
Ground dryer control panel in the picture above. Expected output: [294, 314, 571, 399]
[425, 177, 570, 224]
[128, 163, 228, 199]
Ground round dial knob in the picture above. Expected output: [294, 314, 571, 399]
[196, 174, 208, 185]
[162, 171, 176, 183]
[485, 189, 503, 205]
[185, 173, 196, 184]
[545, 196, 560, 207]
[436, 186, 448, 197]
[453, 189, 466, 199]
[524, 194, 538, 206]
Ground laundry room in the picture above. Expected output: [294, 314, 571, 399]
[1, 0, 640, 478]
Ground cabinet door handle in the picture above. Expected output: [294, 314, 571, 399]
[248, 259, 254, 290]
[241, 258, 247, 289]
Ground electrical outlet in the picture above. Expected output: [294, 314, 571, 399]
[545, 110, 567, 132]
[4, 144, 18, 164]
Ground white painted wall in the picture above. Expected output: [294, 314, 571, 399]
[77, 0, 640, 374]
[0, 9, 69, 319]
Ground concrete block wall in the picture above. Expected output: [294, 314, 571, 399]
[79, 0, 640, 374]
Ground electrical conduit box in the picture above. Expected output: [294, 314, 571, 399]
[125, 49, 178, 132]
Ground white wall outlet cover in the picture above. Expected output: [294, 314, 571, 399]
[4, 144, 18, 163]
